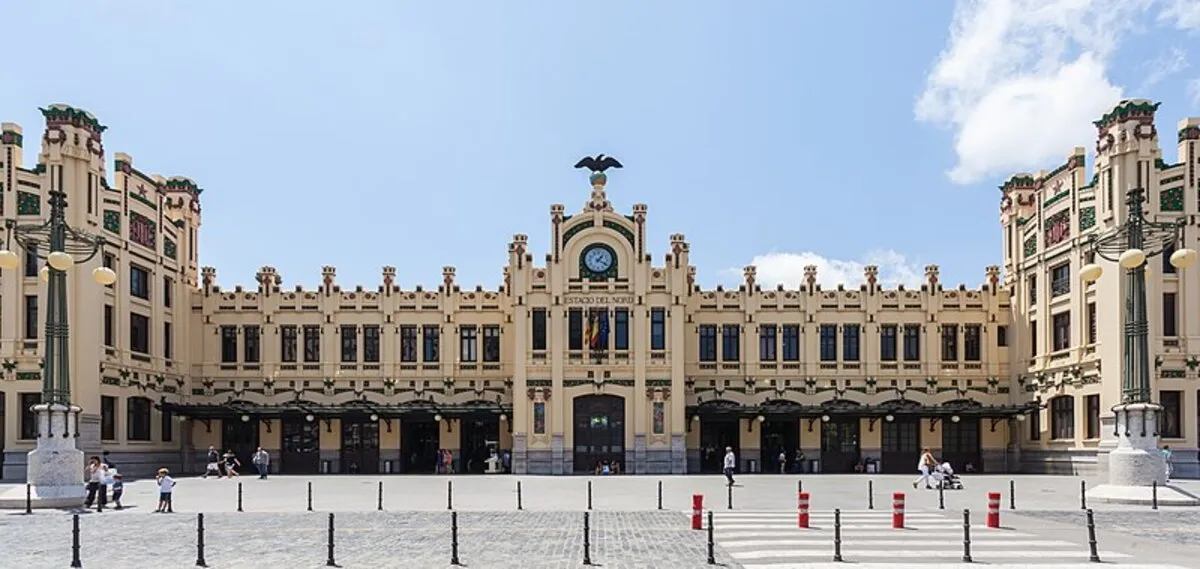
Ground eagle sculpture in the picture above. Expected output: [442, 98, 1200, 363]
[573, 154, 624, 173]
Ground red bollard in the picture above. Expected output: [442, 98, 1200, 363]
[892, 492, 905, 529]
[797, 492, 810, 528]
[987, 492, 1001, 528]
[692, 494, 704, 530]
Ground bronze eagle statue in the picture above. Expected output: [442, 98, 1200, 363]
[573, 154, 623, 173]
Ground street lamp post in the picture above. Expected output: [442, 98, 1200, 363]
[1080, 186, 1198, 505]
[0, 185, 117, 508]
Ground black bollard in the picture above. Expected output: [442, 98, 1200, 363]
[517, 480, 523, 510]
[727, 484, 733, 510]
[657, 480, 663, 510]
[307, 481, 313, 511]
[450, 511, 461, 566]
[378, 481, 384, 511]
[326, 513, 336, 567]
[587, 480, 593, 510]
[706, 510, 715, 565]
[938, 482, 945, 510]
[447, 480, 453, 511]
[583, 511, 592, 565]
[962, 509, 972, 563]
[1080, 480, 1087, 510]
[1152, 480, 1159, 510]
[1086, 508, 1101, 563]
[833, 508, 843, 562]
[71, 514, 82, 568]
[195, 513, 207, 567]
[237, 482, 244, 512]
[868, 480, 874, 510]
[1010, 479, 1016, 510]
[25, 483, 31, 515]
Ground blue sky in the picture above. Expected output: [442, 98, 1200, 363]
[4, 1, 1199, 291]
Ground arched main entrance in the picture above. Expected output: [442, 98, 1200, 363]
[573, 395, 625, 473]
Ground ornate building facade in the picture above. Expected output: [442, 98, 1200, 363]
[22, 103, 1199, 479]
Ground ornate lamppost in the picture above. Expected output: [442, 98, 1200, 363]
[1079, 186, 1197, 504]
[0, 185, 117, 508]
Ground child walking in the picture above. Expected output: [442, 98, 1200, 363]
[155, 468, 176, 513]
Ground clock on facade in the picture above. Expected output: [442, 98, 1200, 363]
[580, 244, 617, 279]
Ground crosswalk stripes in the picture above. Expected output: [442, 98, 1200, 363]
[706, 510, 1188, 568]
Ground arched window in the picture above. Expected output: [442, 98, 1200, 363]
[1050, 396, 1075, 440]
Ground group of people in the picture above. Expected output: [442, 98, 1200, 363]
[203, 446, 271, 479]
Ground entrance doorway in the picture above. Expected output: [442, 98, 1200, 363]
[941, 417, 982, 472]
[880, 417, 921, 473]
[820, 418, 861, 473]
[458, 415, 501, 474]
[401, 418, 439, 473]
[759, 419, 799, 474]
[699, 419, 739, 474]
[280, 416, 320, 474]
[340, 418, 380, 474]
[572, 395, 625, 473]
[221, 418, 260, 470]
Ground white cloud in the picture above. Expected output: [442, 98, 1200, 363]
[1137, 46, 1189, 92]
[916, 0, 1158, 184]
[1159, 0, 1200, 30]
[723, 250, 927, 289]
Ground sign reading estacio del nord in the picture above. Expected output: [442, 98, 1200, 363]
[563, 295, 636, 305]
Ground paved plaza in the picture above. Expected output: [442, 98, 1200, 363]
[2, 474, 1200, 568]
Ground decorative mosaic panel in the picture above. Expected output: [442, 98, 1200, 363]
[1044, 210, 1071, 247]
[163, 237, 177, 260]
[102, 210, 121, 234]
[1078, 206, 1095, 231]
[129, 211, 156, 249]
[1023, 235, 1037, 257]
[16, 191, 40, 215]
[1160, 186, 1183, 212]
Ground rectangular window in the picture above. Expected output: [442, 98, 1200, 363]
[163, 322, 173, 360]
[1050, 396, 1074, 440]
[879, 324, 897, 361]
[1028, 275, 1038, 304]
[23, 243, 38, 277]
[126, 397, 151, 441]
[422, 325, 440, 362]
[1087, 303, 1097, 344]
[1085, 394, 1100, 439]
[1052, 312, 1070, 352]
[941, 324, 958, 361]
[1160, 390, 1182, 439]
[613, 309, 629, 350]
[964, 324, 981, 361]
[243, 325, 260, 363]
[1163, 293, 1178, 337]
[400, 326, 418, 362]
[903, 325, 921, 361]
[1050, 263, 1070, 297]
[101, 396, 117, 441]
[24, 295, 38, 339]
[531, 308, 548, 351]
[842, 324, 860, 362]
[302, 325, 320, 362]
[280, 325, 297, 363]
[460, 326, 478, 362]
[759, 325, 777, 361]
[103, 305, 114, 346]
[363, 325, 380, 363]
[19, 393, 41, 440]
[650, 308, 666, 351]
[483, 325, 501, 362]
[161, 407, 173, 442]
[130, 264, 150, 300]
[698, 325, 717, 362]
[340, 325, 358, 362]
[163, 276, 173, 308]
[819, 324, 837, 362]
[997, 325, 1008, 347]
[129, 313, 150, 354]
[721, 324, 740, 362]
[781, 325, 800, 361]
[568, 309, 584, 351]
[220, 325, 238, 363]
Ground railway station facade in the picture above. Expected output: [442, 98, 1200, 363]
[1, 102, 1197, 478]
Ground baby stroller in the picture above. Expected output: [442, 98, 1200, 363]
[933, 462, 964, 490]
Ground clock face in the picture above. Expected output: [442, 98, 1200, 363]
[584, 247, 614, 273]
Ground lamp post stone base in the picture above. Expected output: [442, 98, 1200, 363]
[1088, 403, 1200, 506]
[0, 403, 86, 509]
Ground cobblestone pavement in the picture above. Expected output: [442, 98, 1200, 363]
[0, 510, 741, 569]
